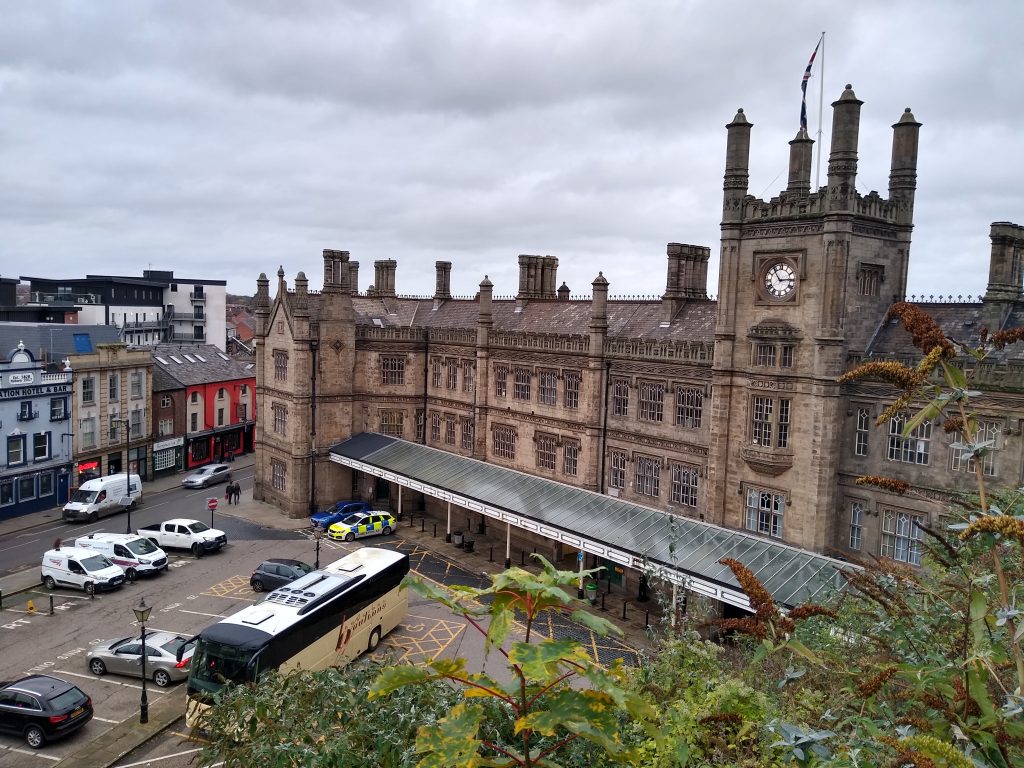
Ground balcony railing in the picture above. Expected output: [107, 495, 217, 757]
[17, 410, 39, 421]
[189, 292, 207, 302]
[30, 291, 103, 305]
[123, 318, 168, 331]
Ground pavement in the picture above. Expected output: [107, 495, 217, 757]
[1, 453, 664, 768]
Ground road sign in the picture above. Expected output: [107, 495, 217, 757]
[207, 498, 218, 511]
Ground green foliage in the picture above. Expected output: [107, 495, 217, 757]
[197, 657, 462, 768]
[370, 554, 657, 768]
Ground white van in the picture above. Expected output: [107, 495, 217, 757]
[40, 545, 126, 594]
[73, 532, 169, 580]
[63, 473, 143, 523]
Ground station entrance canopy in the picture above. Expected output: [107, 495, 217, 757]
[329, 433, 852, 611]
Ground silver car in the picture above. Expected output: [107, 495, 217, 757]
[181, 464, 232, 489]
[86, 632, 195, 687]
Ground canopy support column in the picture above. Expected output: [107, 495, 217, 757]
[504, 522, 512, 569]
[445, 502, 452, 543]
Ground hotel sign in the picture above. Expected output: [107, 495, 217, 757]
[7, 373, 34, 385]
[0, 383, 71, 400]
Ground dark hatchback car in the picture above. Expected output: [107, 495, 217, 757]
[0, 675, 93, 748]
[249, 558, 314, 593]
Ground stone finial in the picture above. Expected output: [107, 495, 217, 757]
[557, 281, 570, 301]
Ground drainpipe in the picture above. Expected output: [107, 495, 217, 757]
[308, 339, 319, 514]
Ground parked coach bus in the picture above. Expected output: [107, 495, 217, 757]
[184, 547, 409, 728]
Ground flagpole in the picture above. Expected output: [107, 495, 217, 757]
[814, 31, 825, 191]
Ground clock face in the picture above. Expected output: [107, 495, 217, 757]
[764, 262, 796, 298]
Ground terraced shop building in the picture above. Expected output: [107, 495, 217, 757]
[251, 85, 1024, 612]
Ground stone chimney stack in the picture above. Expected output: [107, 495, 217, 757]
[663, 244, 710, 323]
[348, 261, 359, 294]
[888, 107, 922, 226]
[786, 128, 814, 196]
[372, 260, 397, 298]
[517, 255, 558, 304]
[722, 108, 752, 222]
[322, 249, 350, 294]
[982, 222, 1024, 331]
[434, 261, 452, 300]
[826, 85, 863, 212]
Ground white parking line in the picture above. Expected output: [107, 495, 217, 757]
[115, 747, 204, 767]
[0, 743, 60, 760]
[179, 609, 224, 618]
[54, 669, 167, 694]
[92, 715, 121, 724]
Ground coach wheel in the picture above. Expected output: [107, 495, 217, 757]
[344, 532, 355, 543]
[382, 526, 392, 536]
[368, 626, 382, 653]
[44, 576, 56, 590]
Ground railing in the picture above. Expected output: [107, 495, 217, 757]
[17, 410, 39, 421]
[189, 292, 206, 302]
[30, 291, 103, 304]
[41, 372, 72, 385]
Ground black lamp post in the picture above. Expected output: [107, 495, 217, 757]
[313, 527, 323, 570]
[112, 416, 133, 534]
[133, 596, 152, 724]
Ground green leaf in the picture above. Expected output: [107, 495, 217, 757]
[784, 638, 824, 667]
[414, 702, 487, 768]
[903, 401, 942, 437]
[942, 360, 968, 389]
[568, 609, 623, 638]
[509, 638, 590, 680]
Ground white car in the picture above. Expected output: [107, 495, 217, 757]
[181, 464, 232, 489]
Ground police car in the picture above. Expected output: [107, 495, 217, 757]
[326, 511, 397, 542]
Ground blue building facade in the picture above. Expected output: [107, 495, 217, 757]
[1, 341, 73, 520]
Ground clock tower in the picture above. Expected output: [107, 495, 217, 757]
[707, 86, 921, 552]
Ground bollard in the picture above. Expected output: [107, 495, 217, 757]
[520, 550, 525, 566]
[411, 513, 415, 528]
[489, 545, 494, 563]
[420, 518, 425, 532]
[433, 523, 437, 538]
[49, 596, 55, 616]
[90, 589, 95, 601]
[621, 600, 627, 621]
[600, 592, 607, 612]
[644, 610, 650, 629]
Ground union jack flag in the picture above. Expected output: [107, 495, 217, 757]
[800, 39, 821, 131]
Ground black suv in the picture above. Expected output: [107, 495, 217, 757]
[0, 675, 92, 748]
[250, 558, 314, 592]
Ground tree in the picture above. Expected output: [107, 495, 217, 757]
[370, 555, 659, 768]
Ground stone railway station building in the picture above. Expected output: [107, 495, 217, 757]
[251, 84, 1024, 609]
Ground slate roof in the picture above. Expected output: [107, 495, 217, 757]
[867, 301, 1024, 363]
[293, 293, 718, 343]
[0, 323, 121, 364]
[151, 343, 254, 387]
[152, 363, 184, 393]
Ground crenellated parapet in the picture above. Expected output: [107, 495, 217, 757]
[740, 188, 900, 224]
[355, 325, 428, 343]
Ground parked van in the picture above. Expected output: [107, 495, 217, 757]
[40, 545, 126, 595]
[63, 473, 142, 523]
[73, 533, 169, 580]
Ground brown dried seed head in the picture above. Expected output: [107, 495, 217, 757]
[855, 476, 911, 494]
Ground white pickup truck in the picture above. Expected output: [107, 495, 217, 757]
[137, 519, 227, 557]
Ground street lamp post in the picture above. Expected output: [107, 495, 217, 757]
[313, 527, 323, 570]
[112, 416, 133, 534]
[133, 596, 152, 724]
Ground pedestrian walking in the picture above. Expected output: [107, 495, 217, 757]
[232, 481, 241, 505]
[225, 482, 233, 505]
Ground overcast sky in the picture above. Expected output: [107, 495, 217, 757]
[1, 1, 1022, 301]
